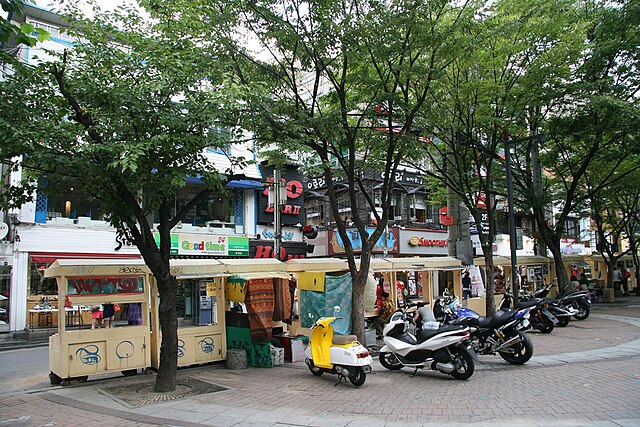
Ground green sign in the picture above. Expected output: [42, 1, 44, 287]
[153, 232, 249, 257]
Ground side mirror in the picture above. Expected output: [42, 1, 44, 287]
[333, 306, 341, 315]
[308, 312, 314, 321]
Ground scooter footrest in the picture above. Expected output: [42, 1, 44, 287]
[332, 335, 358, 345]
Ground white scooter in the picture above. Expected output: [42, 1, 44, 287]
[305, 306, 373, 386]
[379, 304, 477, 380]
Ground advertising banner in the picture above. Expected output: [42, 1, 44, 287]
[154, 232, 249, 257]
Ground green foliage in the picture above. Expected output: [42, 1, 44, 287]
[1, 0, 50, 63]
[0, 3, 247, 228]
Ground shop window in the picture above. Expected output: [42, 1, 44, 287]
[564, 218, 579, 240]
[29, 260, 57, 296]
[0, 265, 11, 329]
[171, 186, 235, 226]
[42, 183, 108, 221]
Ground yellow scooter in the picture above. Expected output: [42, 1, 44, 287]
[305, 306, 373, 386]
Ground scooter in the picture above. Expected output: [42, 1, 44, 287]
[379, 303, 476, 380]
[305, 306, 373, 386]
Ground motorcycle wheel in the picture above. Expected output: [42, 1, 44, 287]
[349, 366, 367, 386]
[538, 319, 554, 334]
[499, 331, 533, 365]
[557, 316, 569, 327]
[379, 352, 403, 370]
[449, 347, 475, 380]
[573, 302, 590, 320]
[306, 358, 324, 376]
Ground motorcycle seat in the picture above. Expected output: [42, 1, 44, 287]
[477, 309, 513, 328]
[332, 334, 357, 345]
[515, 299, 540, 310]
[417, 325, 464, 343]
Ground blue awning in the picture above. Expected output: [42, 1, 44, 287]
[226, 179, 264, 189]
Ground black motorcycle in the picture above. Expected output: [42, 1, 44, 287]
[533, 284, 591, 321]
[515, 289, 578, 333]
[435, 292, 534, 365]
[499, 289, 559, 333]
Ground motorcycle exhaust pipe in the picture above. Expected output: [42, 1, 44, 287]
[435, 362, 454, 373]
[495, 335, 521, 352]
[335, 366, 350, 377]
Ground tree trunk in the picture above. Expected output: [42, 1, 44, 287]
[483, 251, 496, 316]
[547, 241, 569, 294]
[154, 273, 178, 392]
[351, 270, 366, 343]
[605, 260, 616, 290]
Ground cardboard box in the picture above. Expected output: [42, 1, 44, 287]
[275, 335, 308, 362]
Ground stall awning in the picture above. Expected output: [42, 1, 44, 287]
[31, 252, 141, 264]
[220, 258, 285, 274]
[376, 256, 463, 271]
[44, 258, 149, 278]
[284, 258, 350, 273]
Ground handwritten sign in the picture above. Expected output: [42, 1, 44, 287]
[67, 276, 144, 295]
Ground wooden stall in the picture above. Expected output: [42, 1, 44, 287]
[45, 259, 152, 384]
[151, 259, 231, 370]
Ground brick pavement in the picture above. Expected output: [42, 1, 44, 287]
[1, 298, 640, 427]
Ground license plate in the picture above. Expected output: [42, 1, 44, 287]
[520, 319, 530, 329]
[542, 309, 559, 324]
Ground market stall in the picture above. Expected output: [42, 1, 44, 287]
[154, 259, 230, 369]
[44, 259, 152, 384]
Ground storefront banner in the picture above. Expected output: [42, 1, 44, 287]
[154, 232, 249, 257]
[329, 227, 398, 255]
[297, 272, 325, 292]
[398, 229, 448, 255]
[67, 276, 144, 295]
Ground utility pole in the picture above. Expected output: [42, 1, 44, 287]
[447, 143, 473, 265]
[504, 132, 519, 305]
[272, 169, 284, 261]
[532, 133, 546, 258]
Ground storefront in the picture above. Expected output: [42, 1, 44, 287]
[8, 226, 142, 333]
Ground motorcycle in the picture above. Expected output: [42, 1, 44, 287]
[305, 306, 373, 386]
[533, 284, 591, 321]
[435, 290, 534, 365]
[517, 285, 577, 328]
[499, 289, 554, 333]
[379, 302, 477, 380]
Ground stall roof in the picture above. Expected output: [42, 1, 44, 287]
[284, 258, 349, 273]
[376, 256, 463, 271]
[169, 259, 227, 278]
[45, 258, 150, 278]
[219, 258, 286, 274]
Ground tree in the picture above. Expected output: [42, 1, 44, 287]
[508, 0, 639, 293]
[206, 0, 473, 341]
[0, 3, 246, 392]
[412, 0, 585, 313]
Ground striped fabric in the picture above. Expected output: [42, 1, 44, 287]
[272, 279, 292, 322]
[245, 278, 275, 343]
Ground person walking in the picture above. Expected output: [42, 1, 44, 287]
[462, 271, 472, 300]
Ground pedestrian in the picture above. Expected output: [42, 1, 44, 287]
[413, 302, 439, 331]
[565, 275, 580, 295]
[621, 266, 630, 296]
[613, 265, 623, 294]
[373, 292, 394, 339]
[375, 276, 385, 308]
[90, 304, 103, 329]
[462, 271, 472, 300]
[102, 303, 115, 328]
[579, 272, 590, 291]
